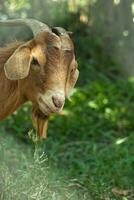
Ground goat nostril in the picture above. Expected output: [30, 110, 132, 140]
[52, 96, 64, 109]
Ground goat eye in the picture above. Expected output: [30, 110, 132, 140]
[31, 58, 39, 65]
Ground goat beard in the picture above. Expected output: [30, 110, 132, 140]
[32, 106, 49, 140]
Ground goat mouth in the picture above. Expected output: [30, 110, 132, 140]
[38, 104, 53, 115]
[38, 100, 61, 116]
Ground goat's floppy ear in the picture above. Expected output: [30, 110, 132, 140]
[4, 45, 31, 80]
[66, 60, 79, 99]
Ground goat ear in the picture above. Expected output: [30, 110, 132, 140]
[4, 45, 31, 80]
[66, 68, 79, 99]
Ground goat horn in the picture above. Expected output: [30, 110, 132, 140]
[52, 27, 69, 36]
[0, 18, 51, 36]
[52, 27, 74, 50]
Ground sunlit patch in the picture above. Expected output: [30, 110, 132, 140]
[123, 30, 129, 37]
[102, 98, 108, 104]
[59, 109, 71, 116]
[23, 106, 29, 112]
[80, 14, 88, 24]
[131, 3, 134, 14]
[105, 108, 112, 115]
[88, 100, 98, 109]
[115, 137, 127, 145]
[104, 107, 118, 122]
[128, 76, 134, 83]
[69, 88, 78, 96]
[113, 0, 120, 5]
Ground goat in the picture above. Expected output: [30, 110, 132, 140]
[0, 19, 79, 139]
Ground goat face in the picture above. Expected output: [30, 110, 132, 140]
[4, 32, 79, 116]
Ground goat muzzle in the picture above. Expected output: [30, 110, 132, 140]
[38, 91, 65, 116]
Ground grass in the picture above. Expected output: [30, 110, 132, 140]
[0, 70, 134, 199]
[0, 130, 91, 200]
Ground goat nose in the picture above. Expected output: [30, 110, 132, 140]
[52, 94, 65, 109]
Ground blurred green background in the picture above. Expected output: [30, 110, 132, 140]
[0, 0, 134, 199]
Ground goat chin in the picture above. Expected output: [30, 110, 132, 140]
[38, 101, 63, 116]
[32, 101, 63, 139]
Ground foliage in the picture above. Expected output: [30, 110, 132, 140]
[0, 131, 90, 200]
[0, 0, 134, 199]
[1, 69, 134, 199]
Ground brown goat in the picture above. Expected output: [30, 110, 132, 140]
[0, 19, 79, 139]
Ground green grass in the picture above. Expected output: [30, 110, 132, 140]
[0, 131, 91, 200]
[1, 74, 134, 199]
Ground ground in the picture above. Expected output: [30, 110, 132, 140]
[0, 76, 134, 200]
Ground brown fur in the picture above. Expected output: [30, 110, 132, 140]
[0, 42, 25, 120]
[0, 32, 78, 138]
